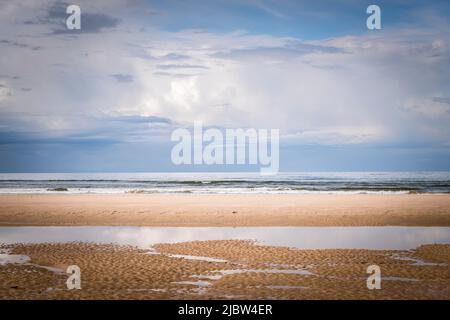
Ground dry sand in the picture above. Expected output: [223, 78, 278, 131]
[1, 194, 450, 227]
[1, 241, 449, 299]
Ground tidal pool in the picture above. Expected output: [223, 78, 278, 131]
[1, 226, 450, 250]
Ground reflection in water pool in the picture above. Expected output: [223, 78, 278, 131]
[1, 226, 450, 250]
[0, 249, 30, 265]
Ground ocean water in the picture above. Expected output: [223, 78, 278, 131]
[0, 172, 449, 195]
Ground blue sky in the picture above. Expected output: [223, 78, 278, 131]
[0, 0, 450, 172]
[143, 0, 450, 39]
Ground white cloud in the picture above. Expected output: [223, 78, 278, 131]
[402, 98, 450, 119]
[1, 0, 450, 147]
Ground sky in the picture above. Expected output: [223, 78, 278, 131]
[0, 0, 450, 172]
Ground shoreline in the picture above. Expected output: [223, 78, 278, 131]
[1, 193, 450, 227]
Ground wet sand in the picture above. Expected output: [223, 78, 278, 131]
[1, 194, 450, 227]
[1, 241, 449, 300]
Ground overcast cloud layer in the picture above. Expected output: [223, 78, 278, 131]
[1, 0, 450, 172]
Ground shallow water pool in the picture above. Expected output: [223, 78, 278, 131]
[1, 226, 450, 250]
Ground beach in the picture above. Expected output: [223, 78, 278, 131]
[0, 194, 450, 227]
[2, 241, 449, 299]
[1, 193, 450, 300]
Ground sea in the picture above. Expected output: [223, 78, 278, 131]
[0, 172, 449, 194]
